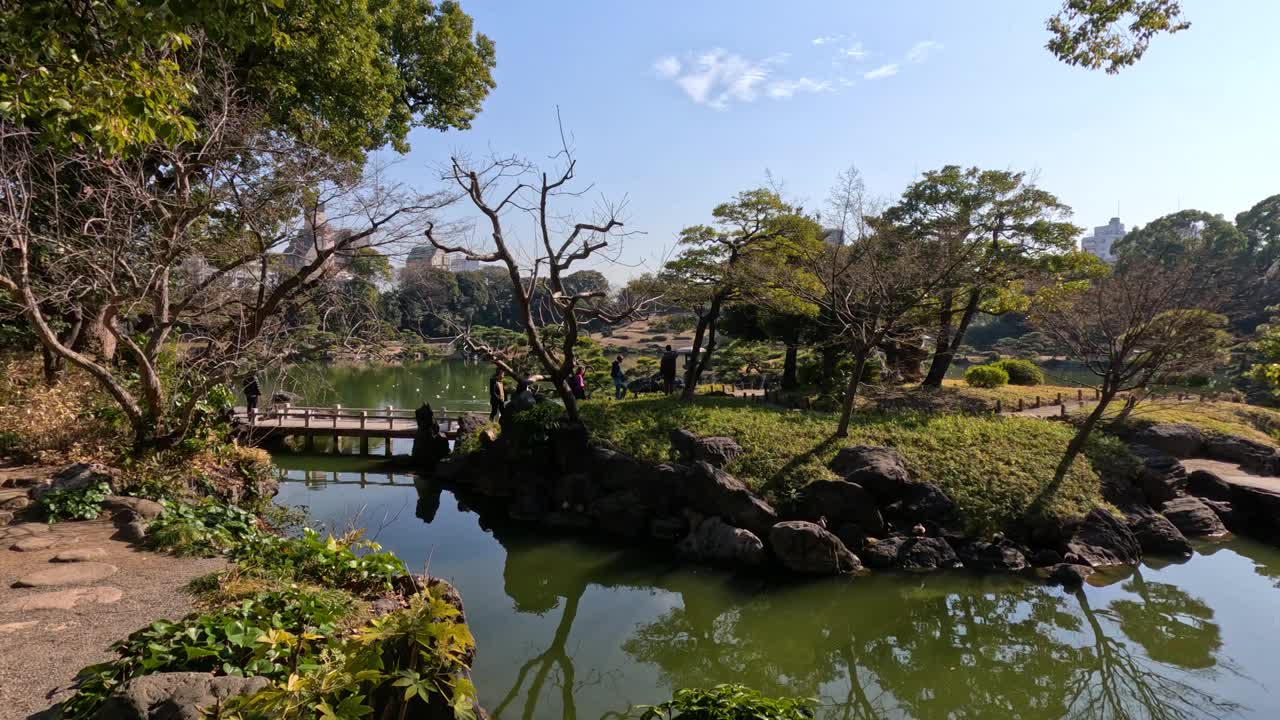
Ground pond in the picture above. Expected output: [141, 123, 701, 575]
[266, 360, 1280, 719]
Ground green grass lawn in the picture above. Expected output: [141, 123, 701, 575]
[578, 395, 1128, 537]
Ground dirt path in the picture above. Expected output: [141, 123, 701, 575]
[1183, 457, 1280, 494]
[0, 516, 225, 718]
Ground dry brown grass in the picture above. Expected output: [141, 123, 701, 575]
[0, 356, 126, 463]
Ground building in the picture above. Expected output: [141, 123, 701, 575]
[822, 228, 846, 246]
[1080, 217, 1126, 263]
[406, 244, 480, 273]
[283, 203, 335, 272]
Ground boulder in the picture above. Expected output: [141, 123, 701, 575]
[456, 412, 489, 439]
[860, 537, 907, 569]
[881, 482, 959, 532]
[677, 517, 765, 567]
[861, 536, 961, 571]
[1029, 549, 1062, 567]
[0, 510, 11, 527]
[829, 446, 912, 501]
[102, 496, 165, 521]
[541, 510, 595, 532]
[1160, 496, 1229, 538]
[795, 480, 885, 537]
[31, 462, 118, 501]
[589, 449, 687, 510]
[1134, 423, 1204, 458]
[1204, 435, 1280, 475]
[669, 430, 743, 469]
[649, 514, 689, 543]
[94, 672, 270, 720]
[1186, 469, 1232, 501]
[587, 490, 650, 539]
[1046, 563, 1094, 588]
[768, 520, 861, 575]
[669, 429, 699, 459]
[954, 541, 1028, 572]
[1128, 445, 1187, 505]
[1064, 509, 1141, 568]
[684, 462, 777, 537]
[1128, 512, 1192, 557]
[1200, 499, 1236, 528]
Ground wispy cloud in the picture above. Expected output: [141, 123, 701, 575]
[863, 63, 899, 80]
[767, 77, 833, 99]
[839, 42, 868, 61]
[655, 49, 835, 109]
[653, 56, 681, 79]
[906, 40, 942, 64]
[812, 34, 842, 46]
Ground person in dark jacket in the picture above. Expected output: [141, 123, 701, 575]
[611, 356, 627, 400]
[660, 345, 678, 395]
[488, 369, 507, 420]
[243, 375, 261, 417]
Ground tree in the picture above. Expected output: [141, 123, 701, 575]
[1046, 0, 1191, 74]
[884, 166, 1078, 389]
[1029, 259, 1228, 488]
[424, 127, 652, 421]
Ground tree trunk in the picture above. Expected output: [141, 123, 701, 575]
[922, 288, 981, 388]
[836, 350, 870, 437]
[682, 294, 725, 400]
[782, 343, 799, 390]
[821, 343, 838, 386]
[1112, 390, 1142, 425]
[1052, 388, 1118, 486]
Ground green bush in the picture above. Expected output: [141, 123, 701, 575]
[146, 499, 264, 556]
[38, 481, 110, 522]
[237, 529, 407, 595]
[641, 685, 814, 720]
[993, 359, 1044, 386]
[964, 364, 1009, 389]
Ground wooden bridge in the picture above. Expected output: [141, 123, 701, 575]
[233, 404, 472, 455]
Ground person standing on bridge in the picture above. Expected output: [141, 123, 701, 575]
[243, 375, 261, 418]
[660, 345, 677, 395]
[611, 355, 627, 400]
[489, 368, 507, 421]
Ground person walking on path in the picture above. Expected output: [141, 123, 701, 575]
[660, 345, 678, 395]
[611, 355, 627, 400]
[243, 375, 261, 419]
[570, 366, 587, 400]
[489, 368, 507, 420]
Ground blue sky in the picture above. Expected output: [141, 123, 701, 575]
[379, 1, 1280, 283]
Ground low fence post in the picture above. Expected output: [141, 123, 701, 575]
[995, 399, 1002, 414]
[1017, 398, 1024, 412]
[332, 404, 341, 454]
[303, 408, 314, 451]
[359, 411, 369, 455]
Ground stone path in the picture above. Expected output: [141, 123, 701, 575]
[0, 518, 225, 718]
[1183, 457, 1280, 495]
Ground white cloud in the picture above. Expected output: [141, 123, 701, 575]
[906, 40, 942, 64]
[767, 77, 833, 99]
[839, 43, 868, 61]
[837, 76, 854, 87]
[812, 34, 842, 46]
[653, 56, 681, 78]
[863, 63, 898, 80]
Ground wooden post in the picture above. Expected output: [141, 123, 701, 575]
[1035, 395, 1041, 409]
[995, 399, 1002, 414]
[1094, 388, 1100, 400]
[248, 406, 256, 427]
[385, 405, 394, 457]
[359, 411, 369, 455]
[1056, 392, 1062, 405]
[1060, 402, 1067, 417]
[1017, 398, 1024, 412]
[303, 408, 314, 451]
[1077, 389, 1083, 402]
[331, 404, 341, 454]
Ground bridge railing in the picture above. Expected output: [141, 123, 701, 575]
[235, 403, 466, 429]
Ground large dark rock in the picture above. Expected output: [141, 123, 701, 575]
[670, 430, 744, 469]
[456, 412, 489, 440]
[32, 463, 119, 501]
[861, 536, 962, 571]
[1128, 512, 1192, 557]
[1046, 563, 1094, 588]
[1134, 423, 1204, 458]
[881, 483, 959, 532]
[669, 429, 699, 459]
[587, 490, 650, 539]
[684, 462, 777, 537]
[1204, 435, 1280, 475]
[828, 446, 912, 501]
[677, 517, 765, 567]
[1186, 469, 1232, 501]
[769, 520, 861, 575]
[1160, 496, 1229, 538]
[102, 496, 165, 521]
[795, 480, 885, 537]
[1064, 509, 1142, 568]
[954, 540, 1028, 572]
[1129, 445, 1187, 505]
[412, 404, 451, 467]
[94, 672, 270, 719]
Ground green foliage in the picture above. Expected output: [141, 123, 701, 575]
[1113, 210, 1246, 269]
[1046, 0, 1191, 74]
[993, 359, 1045, 386]
[146, 499, 265, 556]
[640, 685, 814, 720]
[237, 529, 407, 596]
[501, 402, 567, 458]
[38, 481, 110, 522]
[61, 588, 355, 719]
[964, 365, 1010, 389]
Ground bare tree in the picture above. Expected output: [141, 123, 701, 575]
[0, 71, 448, 449]
[1029, 260, 1228, 487]
[424, 123, 653, 421]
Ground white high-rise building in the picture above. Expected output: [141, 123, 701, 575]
[1080, 217, 1126, 263]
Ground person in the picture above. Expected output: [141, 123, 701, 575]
[660, 345, 678, 395]
[611, 355, 627, 400]
[489, 368, 506, 421]
[243, 375, 261, 418]
[570, 366, 587, 400]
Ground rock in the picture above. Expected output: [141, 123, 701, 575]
[1064, 509, 1141, 568]
[1160, 496, 1229, 538]
[684, 462, 777, 537]
[1046, 563, 1094, 588]
[768, 520, 861, 575]
[1128, 513, 1192, 557]
[829, 446, 912, 501]
[881, 483, 959, 532]
[456, 412, 489, 439]
[1134, 423, 1204, 458]
[795, 480, 885, 537]
[102, 496, 166, 521]
[541, 510, 595, 532]
[898, 537, 961, 571]
[13, 561, 118, 587]
[860, 537, 907, 569]
[669, 429, 699, 460]
[369, 597, 402, 617]
[1, 496, 30, 512]
[0, 586, 123, 612]
[954, 541, 1028, 572]
[587, 490, 650, 539]
[669, 430, 744, 469]
[0, 510, 12, 527]
[10, 535, 57, 551]
[649, 514, 688, 542]
[95, 672, 270, 720]
[1030, 549, 1062, 567]
[832, 523, 867, 553]
[0, 488, 30, 510]
[1129, 445, 1187, 505]
[1201, 499, 1235, 528]
[677, 517, 766, 567]
[31, 462, 118, 501]
[504, 389, 538, 417]
[1204, 435, 1280, 475]
[53, 547, 109, 562]
[1186, 469, 1232, 501]
[120, 518, 149, 543]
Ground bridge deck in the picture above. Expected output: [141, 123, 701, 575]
[234, 404, 473, 454]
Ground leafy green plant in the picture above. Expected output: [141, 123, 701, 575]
[146, 499, 265, 556]
[964, 364, 1009, 389]
[38, 481, 110, 522]
[236, 529, 407, 596]
[640, 685, 814, 720]
[993, 358, 1044, 386]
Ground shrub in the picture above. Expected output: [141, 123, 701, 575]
[964, 364, 1009, 389]
[640, 685, 814, 720]
[236, 529, 407, 595]
[994, 359, 1044, 386]
[38, 481, 110, 522]
[146, 499, 265, 556]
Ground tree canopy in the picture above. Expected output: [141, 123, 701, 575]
[1046, 0, 1190, 74]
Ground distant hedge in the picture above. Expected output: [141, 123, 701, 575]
[964, 364, 1009, 389]
[994, 359, 1044, 386]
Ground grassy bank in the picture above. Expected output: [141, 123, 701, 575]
[579, 396, 1129, 536]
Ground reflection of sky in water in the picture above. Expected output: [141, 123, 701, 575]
[277, 470, 1280, 720]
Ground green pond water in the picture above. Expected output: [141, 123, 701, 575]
[268, 361, 1280, 719]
